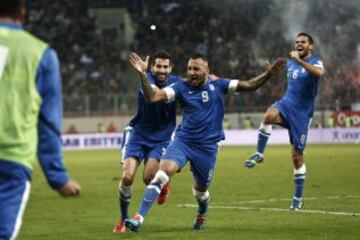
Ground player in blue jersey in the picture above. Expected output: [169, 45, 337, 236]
[124, 53, 285, 232]
[0, 1, 80, 239]
[113, 50, 183, 233]
[244, 32, 325, 210]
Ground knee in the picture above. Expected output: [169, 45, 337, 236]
[121, 171, 135, 186]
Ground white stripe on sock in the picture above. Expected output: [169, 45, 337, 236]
[148, 185, 161, 194]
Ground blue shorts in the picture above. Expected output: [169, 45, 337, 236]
[121, 127, 167, 163]
[161, 137, 219, 189]
[273, 100, 312, 153]
[0, 160, 31, 240]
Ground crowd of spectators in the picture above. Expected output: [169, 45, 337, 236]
[25, 0, 129, 113]
[24, 0, 359, 115]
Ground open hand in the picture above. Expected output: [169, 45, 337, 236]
[129, 52, 149, 74]
[266, 58, 286, 75]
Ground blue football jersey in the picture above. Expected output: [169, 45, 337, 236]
[164, 78, 238, 143]
[282, 56, 324, 117]
[128, 73, 182, 144]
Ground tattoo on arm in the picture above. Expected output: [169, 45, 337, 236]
[236, 71, 272, 91]
[138, 71, 168, 102]
[139, 71, 155, 101]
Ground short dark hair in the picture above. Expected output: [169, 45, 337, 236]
[0, 0, 24, 17]
[189, 53, 206, 61]
[297, 32, 314, 44]
[152, 50, 171, 65]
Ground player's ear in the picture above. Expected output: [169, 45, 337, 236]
[309, 44, 314, 50]
[203, 61, 209, 74]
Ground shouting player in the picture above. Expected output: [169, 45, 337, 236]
[244, 32, 325, 210]
[124, 53, 285, 232]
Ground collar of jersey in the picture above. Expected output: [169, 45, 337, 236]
[0, 21, 23, 30]
[188, 77, 210, 90]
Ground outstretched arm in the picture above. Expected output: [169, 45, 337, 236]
[236, 58, 286, 91]
[129, 52, 168, 102]
[289, 51, 325, 78]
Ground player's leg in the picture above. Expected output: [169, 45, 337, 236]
[288, 119, 310, 210]
[125, 138, 187, 232]
[192, 183, 210, 231]
[190, 143, 218, 230]
[114, 157, 139, 233]
[125, 160, 179, 232]
[245, 106, 283, 168]
[142, 158, 159, 185]
[290, 148, 306, 210]
[114, 127, 144, 234]
[143, 148, 171, 205]
[0, 166, 31, 240]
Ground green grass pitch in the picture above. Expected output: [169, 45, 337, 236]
[18, 144, 360, 240]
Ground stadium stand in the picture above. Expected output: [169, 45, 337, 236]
[25, 0, 360, 116]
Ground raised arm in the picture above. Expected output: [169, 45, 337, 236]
[236, 58, 286, 91]
[289, 51, 325, 78]
[129, 52, 168, 102]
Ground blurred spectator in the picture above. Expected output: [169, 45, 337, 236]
[107, 122, 118, 132]
[67, 124, 78, 134]
[243, 116, 254, 129]
[24, 0, 360, 115]
[97, 122, 106, 133]
[327, 116, 335, 128]
[223, 118, 231, 130]
[345, 115, 352, 128]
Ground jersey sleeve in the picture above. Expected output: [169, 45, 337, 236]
[36, 47, 69, 190]
[215, 78, 238, 94]
[163, 82, 181, 103]
[310, 57, 324, 70]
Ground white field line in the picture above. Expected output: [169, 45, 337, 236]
[217, 195, 360, 205]
[177, 195, 360, 217]
[177, 204, 360, 217]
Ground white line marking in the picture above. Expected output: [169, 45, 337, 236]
[216, 195, 360, 205]
[177, 204, 360, 217]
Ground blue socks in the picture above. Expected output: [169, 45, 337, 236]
[119, 184, 131, 220]
[138, 183, 162, 217]
[193, 189, 210, 216]
[293, 164, 306, 199]
[256, 122, 272, 155]
[137, 170, 169, 218]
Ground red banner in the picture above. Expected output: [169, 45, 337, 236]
[332, 111, 360, 127]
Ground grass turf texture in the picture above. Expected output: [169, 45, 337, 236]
[18, 144, 360, 240]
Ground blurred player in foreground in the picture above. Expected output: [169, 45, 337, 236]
[0, 0, 80, 239]
[124, 53, 285, 232]
[113, 50, 182, 233]
[244, 32, 325, 210]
